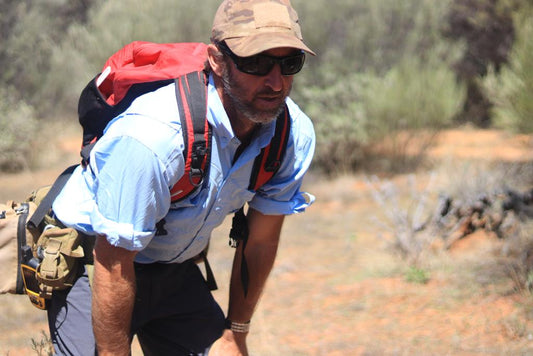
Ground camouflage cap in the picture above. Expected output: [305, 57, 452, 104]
[211, 0, 316, 57]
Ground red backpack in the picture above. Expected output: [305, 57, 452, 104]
[77, 41, 290, 202]
[30, 42, 291, 293]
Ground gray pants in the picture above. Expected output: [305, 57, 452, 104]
[47, 261, 225, 355]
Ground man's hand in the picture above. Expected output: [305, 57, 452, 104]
[92, 235, 137, 356]
[209, 329, 248, 356]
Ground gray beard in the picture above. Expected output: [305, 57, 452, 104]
[221, 69, 285, 124]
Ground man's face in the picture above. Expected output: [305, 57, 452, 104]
[221, 47, 296, 124]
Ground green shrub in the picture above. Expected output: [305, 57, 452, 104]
[405, 266, 431, 284]
[42, 0, 220, 116]
[360, 57, 465, 171]
[0, 87, 38, 172]
[291, 0, 464, 174]
[483, 12, 533, 133]
[364, 58, 464, 137]
[300, 56, 465, 174]
[0, 0, 474, 175]
[297, 72, 370, 174]
[294, 0, 454, 77]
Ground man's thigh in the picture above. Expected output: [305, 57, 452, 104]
[47, 261, 225, 355]
[133, 262, 225, 355]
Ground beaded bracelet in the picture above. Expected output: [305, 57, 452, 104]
[225, 318, 251, 333]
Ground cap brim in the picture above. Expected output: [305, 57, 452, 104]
[225, 32, 316, 57]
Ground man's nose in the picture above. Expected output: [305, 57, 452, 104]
[264, 64, 283, 91]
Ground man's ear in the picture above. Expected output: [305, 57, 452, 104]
[207, 44, 225, 77]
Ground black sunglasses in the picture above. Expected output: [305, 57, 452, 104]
[217, 42, 305, 76]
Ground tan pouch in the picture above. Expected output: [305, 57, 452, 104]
[35, 226, 85, 298]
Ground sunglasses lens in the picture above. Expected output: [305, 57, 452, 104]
[237, 57, 274, 76]
[280, 54, 305, 75]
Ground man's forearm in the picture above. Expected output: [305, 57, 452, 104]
[92, 236, 137, 356]
[198, 210, 284, 356]
[227, 238, 278, 322]
[227, 210, 284, 323]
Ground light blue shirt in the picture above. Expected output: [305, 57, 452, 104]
[53, 75, 315, 263]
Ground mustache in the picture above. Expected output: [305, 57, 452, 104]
[259, 80, 293, 98]
[256, 88, 284, 97]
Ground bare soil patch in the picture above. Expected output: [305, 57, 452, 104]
[1, 127, 533, 355]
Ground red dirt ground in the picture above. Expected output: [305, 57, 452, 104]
[1, 127, 532, 355]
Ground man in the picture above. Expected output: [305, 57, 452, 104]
[49, 0, 315, 355]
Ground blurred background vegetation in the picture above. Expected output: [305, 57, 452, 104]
[1, 0, 532, 173]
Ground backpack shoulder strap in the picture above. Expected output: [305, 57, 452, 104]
[170, 71, 212, 202]
[26, 164, 79, 235]
[249, 105, 291, 191]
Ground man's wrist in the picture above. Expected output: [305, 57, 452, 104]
[225, 318, 251, 333]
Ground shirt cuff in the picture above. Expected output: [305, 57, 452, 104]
[249, 191, 315, 215]
[90, 207, 154, 251]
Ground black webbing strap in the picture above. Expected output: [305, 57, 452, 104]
[27, 164, 78, 235]
[229, 207, 250, 296]
[198, 250, 218, 291]
[16, 203, 30, 294]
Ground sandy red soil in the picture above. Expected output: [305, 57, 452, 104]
[1, 127, 532, 355]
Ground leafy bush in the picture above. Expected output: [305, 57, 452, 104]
[360, 57, 465, 171]
[292, 0, 464, 174]
[297, 72, 370, 173]
[294, 0, 454, 76]
[483, 11, 533, 133]
[299, 56, 465, 174]
[405, 266, 431, 284]
[42, 0, 220, 116]
[5, 0, 527, 175]
[0, 87, 38, 172]
[0, 0, 94, 107]
[443, 0, 516, 127]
